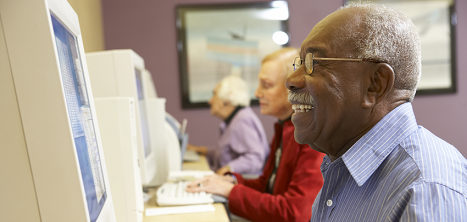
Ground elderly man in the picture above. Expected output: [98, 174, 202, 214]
[286, 3, 467, 221]
[187, 48, 325, 222]
[188, 75, 270, 175]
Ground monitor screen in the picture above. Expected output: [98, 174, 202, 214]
[52, 14, 107, 222]
[135, 69, 151, 157]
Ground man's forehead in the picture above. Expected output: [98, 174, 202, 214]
[299, 26, 337, 57]
[299, 8, 360, 57]
[259, 71, 285, 86]
[299, 44, 328, 57]
[259, 61, 282, 77]
[258, 72, 271, 81]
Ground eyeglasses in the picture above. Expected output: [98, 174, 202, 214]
[293, 52, 380, 75]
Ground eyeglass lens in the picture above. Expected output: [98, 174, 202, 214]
[293, 57, 301, 71]
[293, 53, 314, 74]
[305, 53, 313, 74]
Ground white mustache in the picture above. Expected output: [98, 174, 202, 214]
[288, 91, 314, 105]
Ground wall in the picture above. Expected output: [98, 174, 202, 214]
[102, 0, 467, 157]
[410, 0, 467, 157]
[68, 0, 105, 52]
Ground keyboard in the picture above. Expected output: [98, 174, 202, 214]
[168, 170, 214, 182]
[156, 181, 214, 206]
[183, 150, 200, 162]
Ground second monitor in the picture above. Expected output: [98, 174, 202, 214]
[86, 49, 160, 185]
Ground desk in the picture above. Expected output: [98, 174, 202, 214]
[182, 155, 211, 171]
[143, 156, 230, 222]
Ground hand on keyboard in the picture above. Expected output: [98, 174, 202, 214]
[156, 181, 214, 206]
[185, 174, 235, 198]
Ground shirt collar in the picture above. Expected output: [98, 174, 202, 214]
[278, 115, 292, 126]
[341, 102, 419, 186]
[224, 106, 244, 126]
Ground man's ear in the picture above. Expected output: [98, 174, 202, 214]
[362, 63, 395, 108]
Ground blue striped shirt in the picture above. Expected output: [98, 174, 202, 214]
[311, 102, 467, 222]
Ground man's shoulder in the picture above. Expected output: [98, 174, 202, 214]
[228, 107, 266, 136]
[398, 126, 467, 193]
[232, 107, 260, 123]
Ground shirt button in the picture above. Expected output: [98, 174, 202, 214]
[326, 199, 333, 206]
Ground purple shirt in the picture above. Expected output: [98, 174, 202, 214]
[207, 107, 269, 175]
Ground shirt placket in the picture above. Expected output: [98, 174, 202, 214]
[316, 159, 347, 222]
[324, 189, 342, 220]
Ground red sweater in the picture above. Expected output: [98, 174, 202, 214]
[229, 120, 325, 222]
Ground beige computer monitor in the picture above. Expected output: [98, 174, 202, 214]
[0, 0, 116, 221]
[86, 50, 158, 185]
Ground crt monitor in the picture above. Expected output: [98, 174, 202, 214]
[136, 66, 168, 186]
[93, 97, 144, 222]
[86, 50, 158, 185]
[139, 68, 168, 186]
[135, 68, 152, 163]
[165, 113, 189, 167]
[142, 68, 158, 98]
[0, 0, 116, 221]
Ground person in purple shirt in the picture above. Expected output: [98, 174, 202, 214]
[187, 75, 270, 175]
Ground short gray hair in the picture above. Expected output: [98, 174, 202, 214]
[217, 75, 250, 107]
[339, 3, 421, 101]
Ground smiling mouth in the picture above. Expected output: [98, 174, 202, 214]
[292, 104, 313, 113]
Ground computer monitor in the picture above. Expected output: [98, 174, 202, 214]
[162, 118, 183, 176]
[165, 114, 189, 165]
[0, 0, 116, 221]
[93, 97, 144, 222]
[138, 69, 171, 186]
[144, 96, 167, 186]
[142, 69, 158, 98]
[85, 50, 157, 185]
[139, 69, 187, 186]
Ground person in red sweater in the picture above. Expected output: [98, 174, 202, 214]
[187, 47, 325, 222]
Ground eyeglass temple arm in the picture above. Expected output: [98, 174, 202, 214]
[314, 58, 380, 63]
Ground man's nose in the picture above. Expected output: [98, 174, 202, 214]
[285, 70, 306, 91]
[254, 88, 261, 98]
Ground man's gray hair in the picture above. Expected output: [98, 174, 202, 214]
[217, 75, 250, 107]
[340, 3, 421, 101]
